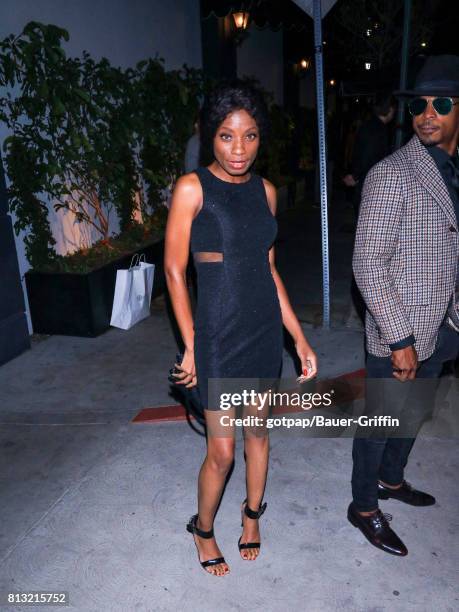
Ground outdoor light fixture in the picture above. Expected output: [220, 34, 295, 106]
[300, 58, 311, 70]
[329, 79, 336, 86]
[421, 42, 427, 47]
[232, 11, 250, 29]
[365, 62, 372, 70]
[366, 29, 372, 36]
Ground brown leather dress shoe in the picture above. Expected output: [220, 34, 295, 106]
[347, 503, 408, 556]
[378, 480, 436, 506]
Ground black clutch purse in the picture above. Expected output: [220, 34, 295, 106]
[168, 352, 205, 424]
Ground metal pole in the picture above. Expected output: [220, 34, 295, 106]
[313, 0, 330, 328]
[395, 0, 412, 149]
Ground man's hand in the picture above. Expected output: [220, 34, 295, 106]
[391, 346, 418, 381]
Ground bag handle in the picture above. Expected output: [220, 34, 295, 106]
[129, 254, 140, 270]
[139, 253, 147, 264]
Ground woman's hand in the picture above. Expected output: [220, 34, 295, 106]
[172, 347, 197, 388]
[295, 337, 318, 382]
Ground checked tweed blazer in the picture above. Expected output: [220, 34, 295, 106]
[353, 135, 459, 361]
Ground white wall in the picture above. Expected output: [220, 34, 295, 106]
[0, 0, 202, 332]
[237, 25, 283, 105]
[0, 0, 202, 70]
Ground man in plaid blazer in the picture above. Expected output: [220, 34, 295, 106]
[349, 56, 459, 556]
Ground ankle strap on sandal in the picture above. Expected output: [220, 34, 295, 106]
[188, 514, 214, 539]
[244, 500, 267, 520]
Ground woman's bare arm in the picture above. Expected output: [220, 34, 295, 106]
[263, 179, 318, 378]
[164, 173, 202, 384]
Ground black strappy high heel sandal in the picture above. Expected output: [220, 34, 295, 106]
[186, 514, 228, 575]
[238, 499, 267, 559]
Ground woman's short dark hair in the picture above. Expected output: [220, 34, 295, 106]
[200, 80, 270, 162]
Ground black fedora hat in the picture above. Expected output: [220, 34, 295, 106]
[395, 55, 459, 97]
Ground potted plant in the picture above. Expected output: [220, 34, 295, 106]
[23, 212, 168, 336]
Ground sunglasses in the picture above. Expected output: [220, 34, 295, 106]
[408, 97, 459, 116]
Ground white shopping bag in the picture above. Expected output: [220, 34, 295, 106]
[110, 254, 155, 330]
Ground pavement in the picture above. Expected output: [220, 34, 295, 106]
[0, 191, 457, 612]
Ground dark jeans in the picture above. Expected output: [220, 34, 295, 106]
[352, 324, 459, 512]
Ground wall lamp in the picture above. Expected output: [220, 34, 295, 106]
[232, 11, 250, 30]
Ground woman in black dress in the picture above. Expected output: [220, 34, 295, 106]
[164, 82, 317, 576]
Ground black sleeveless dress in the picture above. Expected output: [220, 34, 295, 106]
[190, 166, 283, 410]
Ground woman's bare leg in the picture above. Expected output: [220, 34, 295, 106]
[240, 397, 269, 560]
[192, 409, 235, 576]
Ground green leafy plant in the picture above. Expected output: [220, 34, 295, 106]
[0, 22, 69, 268]
[134, 60, 205, 210]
